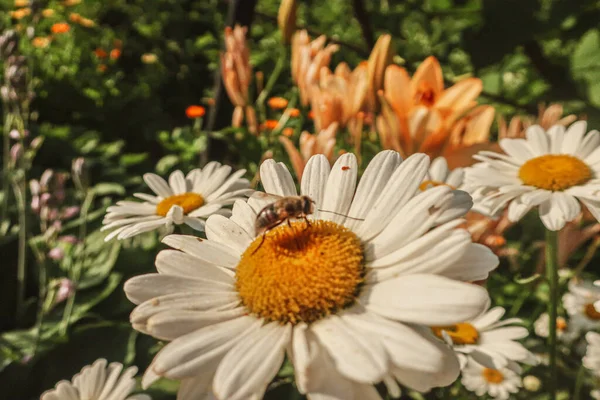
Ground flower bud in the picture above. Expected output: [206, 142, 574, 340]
[10, 143, 23, 163]
[72, 157, 88, 191]
[59, 235, 78, 244]
[48, 247, 65, 261]
[40, 169, 54, 189]
[62, 206, 80, 219]
[30, 136, 43, 150]
[523, 375, 541, 392]
[40, 192, 51, 206]
[55, 278, 75, 304]
[277, 0, 297, 45]
[141, 53, 158, 64]
[9, 129, 21, 139]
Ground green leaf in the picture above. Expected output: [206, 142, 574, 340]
[156, 155, 179, 174]
[76, 230, 121, 290]
[93, 182, 126, 196]
[120, 153, 148, 167]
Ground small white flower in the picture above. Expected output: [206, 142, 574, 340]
[102, 162, 252, 240]
[461, 359, 522, 400]
[592, 389, 600, 400]
[584, 332, 600, 377]
[533, 313, 570, 340]
[124, 151, 498, 400]
[432, 303, 536, 370]
[563, 279, 600, 334]
[465, 121, 600, 231]
[40, 358, 150, 400]
[522, 375, 541, 392]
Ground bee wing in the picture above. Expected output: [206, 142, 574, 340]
[249, 192, 282, 212]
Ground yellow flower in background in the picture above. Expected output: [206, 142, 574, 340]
[10, 8, 31, 19]
[141, 53, 158, 64]
[79, 17, 96, 27]
[42, 9, 55, 18]
[14, 0, 28, 7]
[63, 0, 82, 6]
[32, 36, 51, 48]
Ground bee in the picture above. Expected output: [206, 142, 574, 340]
[251, 193, 364, 254]
[255, 195, 314, 236]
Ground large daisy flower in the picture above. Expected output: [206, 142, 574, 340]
[40, 358, 150, 400]
[461, 359, 522, 400]
[124, 151, 498, 400]
[584, 332, 600, 377]
[432, 303, 536, 370]
[102, 162, 252, 240]
[563, 279, 600, 333]
[465, 121, 600, 230]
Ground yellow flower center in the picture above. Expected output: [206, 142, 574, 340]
[584, 303, 600, 320]
[482, 368, 504, 384]
[235, 220, 364, 324]
[431, 322, 479, 345]
[155, 193, 204, 217]
[518, 154, 592, 191]
[419, 180, 456, 191]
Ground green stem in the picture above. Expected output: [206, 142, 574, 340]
[1, 112, 14, 230]
[255, 45, 287, 121]
[573, 365, 585, 400]
[546, 228, 559, 400]
[59, 189, 95, 336]
[12, 178, 27, 324]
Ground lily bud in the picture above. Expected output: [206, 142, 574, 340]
[366, 34, 394, 111]
[277, 0, 297, 45]
[48, 247, 65, 261]
[55, 278, 76, 304]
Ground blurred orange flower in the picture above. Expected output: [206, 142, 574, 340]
[32, 37, 51, 48]
[185, 105, 206, 119]
[42, 9, 55, 18]
[110, 48, 121, 60]
[94, 48, 108, 58]
[288, 108, 300, 117]
[97, 64, 107, 73]
[63, 0, 82, 5]
[268, 97, 288, 110]
[10, 8, 31, 19]
[69, 13, 82, 23]
[51, 23, 71, 34]
[79, 18, 96, 28]
[14, 0, 28, 7]
[282, 127, 294, 137]
[262, 120, 279, 130]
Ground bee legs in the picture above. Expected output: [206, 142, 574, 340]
[302, 216, 311, 230]
[251, 220, 284, 255]
[287, 219, 302, 249]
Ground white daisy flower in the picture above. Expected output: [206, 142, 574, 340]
[40, 358, 150, 400]
[533, 313, 569, 339]
[432, 303, 536, 370]
[461, 359, 522, 400]
[563, 279, 600, 333]
[465, 121, 600, 231]
[124, 151, 498, 400]
[101, 162, 252, 241]
[592, 389, 600, 400]
[584, 332, 600, 377]
[420, 156, 465, 191]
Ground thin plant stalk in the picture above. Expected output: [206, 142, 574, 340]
[12, 178, 27, 323]
[545, 228, 559, 400]
[59, 189, 95, 335]
[255, 45, 287, 121]
[1, 112, 14, 227]
[573, 365, 585, 400]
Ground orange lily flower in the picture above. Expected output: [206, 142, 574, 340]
[378, 56, 486, 158]
[279, 123, 338, 179]
[308, 62, 368, 131]
[51, 23, 70, 34]
[186, 105, 206, 119]
[268, 97, 288, 110]
[291, 30, 339, 106]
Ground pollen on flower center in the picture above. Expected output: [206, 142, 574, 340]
[419, 180, 456, 191]
[482, 368, 504, 384]
[518, 154, 592, 191]
[235, 220, 364, 324]
[584, 303, 600, 320]
[431, 322, 479, 345]
[155, 193, 204, 217]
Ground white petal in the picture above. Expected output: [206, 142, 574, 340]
[363, 274, 489, 325]
[205, 214, 252, 254]
[357, 154, 430, 241]
[169, 170, 188, 194]
[144, 173, 173, 198]
[162, 234, 239, 269]
[183, 217, 206, 231]
[311, 315, 388, 383]
[525, 125, 549, 156]
[177, 375, 216, 400]
[213, 322, 291, 400]
[301, 155, 331, 219]
[548, 125, 565, 154]
[155, 250, 234, 281]
[146, 308, 246, 341]
[260, 159, 297, 196]
[562, 120, 587, 155]
[499, 139, 533, 164]
[320, 153, 358, 224]
[205, 169, 249, 202]
[201, 165, 234, 197]
[345, 151, 402, 230]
